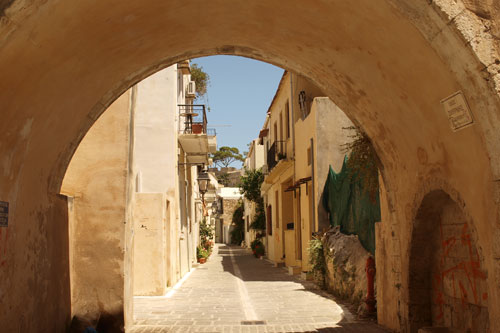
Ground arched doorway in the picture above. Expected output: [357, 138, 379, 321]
[1, 1, 500, 331]
[408, 190, 489, 332]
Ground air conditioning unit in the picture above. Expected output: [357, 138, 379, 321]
[186, 81, 196, 97]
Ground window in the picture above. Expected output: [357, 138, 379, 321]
[279, 112, 283, 142]
[275, 190, 279, 228]
[267, 205, 273, 235]
[307, 147, 312, 166]
[298, 90, 309, 119]
[285, 101, 290, 139]
[274, 122, 278, 143]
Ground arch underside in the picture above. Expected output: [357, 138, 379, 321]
[0, 0, 499, 331]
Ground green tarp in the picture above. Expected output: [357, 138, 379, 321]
[322, 156, 381, 255]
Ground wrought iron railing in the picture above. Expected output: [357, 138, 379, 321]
[178, 104, 207, 134]
[267, 142, 277, 171]
[267, 141, 287, 172]
[276, 140, 287, 159]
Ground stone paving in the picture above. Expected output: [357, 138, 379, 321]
[130, 244, 389, 333]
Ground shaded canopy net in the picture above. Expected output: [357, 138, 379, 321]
[322, 156, 381, 255]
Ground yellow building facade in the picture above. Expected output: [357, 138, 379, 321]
[261, 72, 353, 274]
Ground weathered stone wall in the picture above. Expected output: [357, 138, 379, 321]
[407, 190, 490, 332]
[221, 198, 241, 228]
[429, 203, 489, 331]
[219, 197, 242, 244]
[61, 92, 131, 328]
[323, 227, 371, 312]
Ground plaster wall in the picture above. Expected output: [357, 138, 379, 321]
[281, 94, 354, 273]
[61, 92, 131, 325]
[265, 72, 293, 163]
[133, 66, 178, 194]
[133, 193, 167, 296]
[264, 191, 276, 262]
[131, 66, 184, 293]
[177, 149, 191, 277]
[243, 139, 265, 248]
[2, 1, 500, 331]
[263, 165, 294, 264]
[282, 180, 296, 267]
[284, 229, 296, 267]
[313, 98, 355, 232]
[243, 200, 256, 248]
[294, 99, 315, 272]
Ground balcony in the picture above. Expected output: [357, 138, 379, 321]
[179, 104, 207, 135]
[178, 104, 217, 165]
[267, 141, 287, 172]
[265, 140, 292, 184]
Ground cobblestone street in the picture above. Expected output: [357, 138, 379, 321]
[130, 244, 388, 333]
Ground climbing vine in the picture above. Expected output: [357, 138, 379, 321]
[341, 126, 379, 203]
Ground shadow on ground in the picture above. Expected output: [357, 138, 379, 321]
[216, 244, 388, 332]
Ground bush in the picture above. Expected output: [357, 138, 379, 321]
[250, 239, 265, 258]
[308, 237, 326, 288]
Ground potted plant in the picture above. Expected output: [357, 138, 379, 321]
[197, 246, 209, 264]
[192, 123, 203, 134]
[250, 239, 265, 258]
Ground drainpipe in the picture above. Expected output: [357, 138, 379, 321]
[289, 72, 296, 260]
[290, 72, 296, 179]
[365, 256, 376, 312]
[310, 138, 316, 232]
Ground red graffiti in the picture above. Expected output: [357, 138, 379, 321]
[433, 221, 487, 319]
[0, 228, 8, 267]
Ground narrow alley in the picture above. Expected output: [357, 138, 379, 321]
[131, 245, 388, 333]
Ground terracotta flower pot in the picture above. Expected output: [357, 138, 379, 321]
[192, 124, 203, 134]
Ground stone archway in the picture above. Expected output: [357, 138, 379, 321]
[1, 1, 500, 332]
[408, 190, 489, 332]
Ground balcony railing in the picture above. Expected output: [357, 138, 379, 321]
[178, 104, 207, 135]
[267, 140, 287, 172]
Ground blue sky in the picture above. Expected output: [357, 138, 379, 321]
[191, 55, 284, 168]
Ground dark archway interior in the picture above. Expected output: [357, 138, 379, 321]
[409, 190, 449, 330]
[409, 190, 489, 332]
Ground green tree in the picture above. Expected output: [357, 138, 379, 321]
[240, 168, 264, 202]
[240, 168, 266, 233]
[230, 201, 245, 245]
[211, 146, 245, 168]
[190, 63, 210, 99]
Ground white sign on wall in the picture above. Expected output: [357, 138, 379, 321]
[441, 91, 474, 131]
